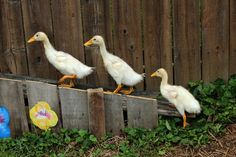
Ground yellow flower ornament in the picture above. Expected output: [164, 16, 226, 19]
[30, 101, 58, 130]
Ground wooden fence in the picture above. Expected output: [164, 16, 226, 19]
[0, 0, 235, 92]
[0, 77, 160, 137]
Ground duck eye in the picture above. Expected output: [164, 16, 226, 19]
[36, 34, 39, 37]
[93, 38, 96, 41]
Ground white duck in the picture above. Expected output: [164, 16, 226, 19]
[151, 68, 201, 128]
[84, 35, 145, 95]
[28, 32, 94, 88]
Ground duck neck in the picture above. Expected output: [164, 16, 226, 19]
[161, 72, 168, 86]
[42, 37, 55, 51]
[99, 41, 109, 58]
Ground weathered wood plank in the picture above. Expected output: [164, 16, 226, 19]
[0, 4, 10, 73]
[81, 0, 113, 88]
[173, 0, 201, 86]
[202, 0, 229, 81]
[59, 87, 89, 129]
[87, 88, 105, 138]
[1, 0, 28, 75]
[112, 0, 144, 90]
[230, 0, 236, 75]
[104, 92, 124, 135]
[157, 102, 196, 118]
[26, 80, 61, 131]
[51, 0, 86, 84]
[143, 0, 173, 91]
[0, 78, 28, 137]
[21, 0, 59, 79]
[127, 96, 158, 129]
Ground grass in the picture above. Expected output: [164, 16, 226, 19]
[1, 75, 236, 157]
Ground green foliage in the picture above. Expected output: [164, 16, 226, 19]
[0, 129, 97, 157]
[119, 75, 236, 156]
[0, 76, 236, 156]
[189, 74, 236, 123]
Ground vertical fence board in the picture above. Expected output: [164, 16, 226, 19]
[0, 4, 10, 73]
[1, 0, 28, 75]
[87, 88, 105, 138]
[143, 0, 173, 90]
[82, 0, 113, 88]
[112, 0, 144, 90]
[59, 87, 89, 129]
[104, 93, 124, 135]
[202, 0, 229, 81]
[51, 0, 86, 84]
[230, 0, 236, 75]
[173, 0, 201, 86]
[26, 80, 61, 130]
[0, 78, 28, 137]
[21, 0, 58, 79]
[127, 96, 158, 128]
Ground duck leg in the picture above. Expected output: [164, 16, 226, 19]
[120, 87, 134, 95]
[113, 84, 123, 93]
[183, 112, 187, 128]
[58, 74, 77, 88]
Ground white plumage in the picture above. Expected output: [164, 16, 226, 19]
[84, 35, 144, 94]
[28, 32, 94, 87]
[151, 68, 201, 128]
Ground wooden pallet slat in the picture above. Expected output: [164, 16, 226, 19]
[59, 87, 89, 129]
[0, 78, 28, 137]
[127, 96, 158, 129]
[104, 93, 124, 135]
[26, 80, 61, 131]
[87, 88, 106, 138]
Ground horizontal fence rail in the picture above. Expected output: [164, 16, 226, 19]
[0, 0, 235, 92]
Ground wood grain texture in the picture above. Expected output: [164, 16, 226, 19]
[0, 78, 28, 137]
[0, 4, 10, 73]
[230, 0, 236, 75]
[202, 0, 229, 81]
[59, 87, 89, 129]
[104, 93, 124, 135]
[87, 88, 105, 138]
[51, 0, 86, 84]
[143, 0, 173, 90]
[173, 0, 201, 86]
[112, 0, 144, 90]
[1, 0, 28, 75]
[26, 80, 61, 131]
[81, 0, 113, 88]
[21, 0, 59, 79]
[127, 96, 158, 129]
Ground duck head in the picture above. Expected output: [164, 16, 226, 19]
[151, 68, 167, 78]
[84, 35, 104, 47]
[27, 32, 48, 43]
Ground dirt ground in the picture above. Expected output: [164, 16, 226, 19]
[165, 124, 236, 157]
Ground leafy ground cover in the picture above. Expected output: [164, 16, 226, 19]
[1, 75, 236, 157]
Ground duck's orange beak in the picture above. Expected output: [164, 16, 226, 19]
[27, 36, 36, 43]
[84, 39, 93, 47]
[151, 72, 158, 77]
